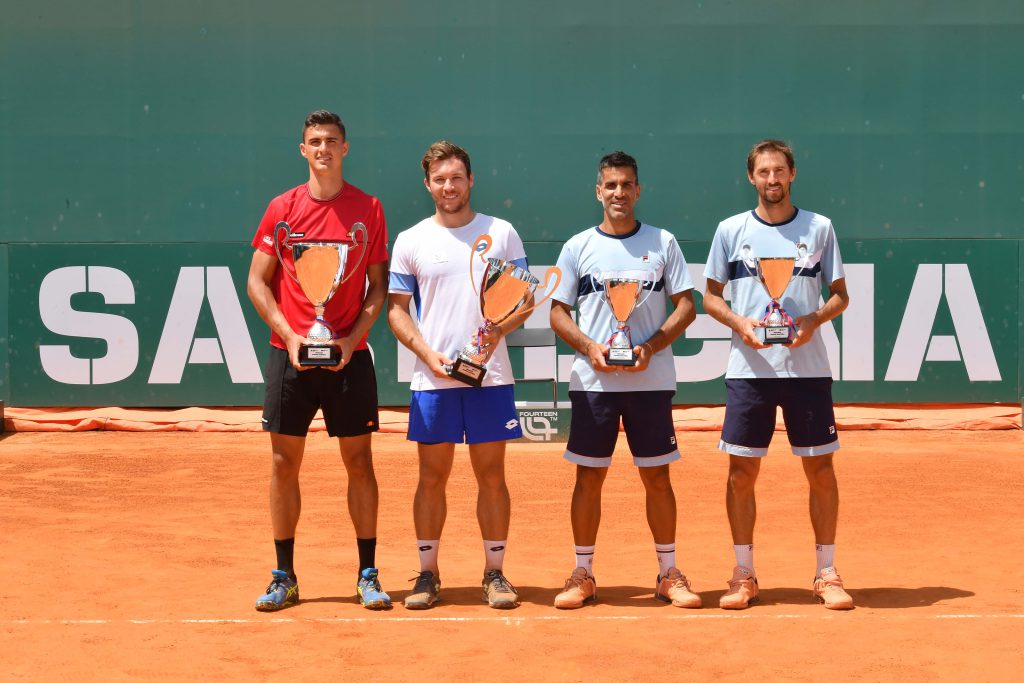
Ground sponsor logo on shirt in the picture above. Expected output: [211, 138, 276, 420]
[262, 235, 273, 246]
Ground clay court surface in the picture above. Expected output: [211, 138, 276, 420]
[2, 426, 1023, 681]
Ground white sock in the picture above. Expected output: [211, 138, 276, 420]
[816, 544, 835, 573]
[734, 544, 754, 572]
[483, 540, 507, 571]
[417, 539, 440, 574]
[655, 543, 676, 578]
[575, 545, 595, 576]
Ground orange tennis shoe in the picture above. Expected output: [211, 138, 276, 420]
[554, 567, 596, 609]
[813, 567, 854, 610]
[655, 567, 702, 608]
[719, 565, 759, 609]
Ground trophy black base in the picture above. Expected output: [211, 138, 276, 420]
[761, 326, 793, 345]
[299, 343, 341, 367]
[447, 356, 486, 387]
[606, 348, 636, 366]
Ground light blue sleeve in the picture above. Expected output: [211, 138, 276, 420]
[821, 222, 845, 283]
[664, 233, 694, 294]
[388, 271, 417, 293]
[551, 238, 579, 306]
[387, 233, 417, 293]
[703, 223, 731, 284]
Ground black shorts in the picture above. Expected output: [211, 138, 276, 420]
[565, 390, 680, 468]
[720, 378, 839, 457]
[261, 347, 380, 438]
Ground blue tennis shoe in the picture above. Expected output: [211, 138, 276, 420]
[255, 569, 299, 612]
[357, 567, 392, 610]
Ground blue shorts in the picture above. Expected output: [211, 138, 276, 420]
[719, 378, 839, 457]
[565, 390, 680, 468]
[408, 385, 523, 444]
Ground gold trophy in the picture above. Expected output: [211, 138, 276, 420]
[741, 239, 809, 345]
[273, 220, 367, 365]
[446, 234, 562, 387]
[602, 274, 655, 366]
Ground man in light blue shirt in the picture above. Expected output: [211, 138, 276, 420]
[549, 151, 700, 610]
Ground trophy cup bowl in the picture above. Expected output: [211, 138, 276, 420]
[446, 235, 562, 387]
[602, 276, 653, 366]
[273, 221, 368, 366]
[741, 240, 808, 345]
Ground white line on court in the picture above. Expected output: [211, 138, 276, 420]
[7, 613, 1024, 626]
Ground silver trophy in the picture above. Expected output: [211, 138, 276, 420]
[601, 273, 655, 366]
[273, 220, 368, 365]
[740, 236, 809, 345]
[446, 234, 562, 387]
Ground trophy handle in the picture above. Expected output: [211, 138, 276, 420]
[515, 266, 562, 318]
[273, 221, 302, 285]
[794, 242, 810, 279]
[636, 275, 657, 309]
[337, 222, 369, 285]
[740, 244, 757, 277]
[469, 234, 493, 296]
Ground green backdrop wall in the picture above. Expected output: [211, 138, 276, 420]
[2, 2, 1022, 406]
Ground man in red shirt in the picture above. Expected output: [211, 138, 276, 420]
[247, 110, 391, 611]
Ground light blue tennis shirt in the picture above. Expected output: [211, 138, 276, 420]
[552, 221, 694, 392]
[703, 208, 845, 379]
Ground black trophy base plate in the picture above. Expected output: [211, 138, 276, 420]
[299, 344, 341, 366]
[761, 326, 793, 345]
[447, 356, 486, 387]
[606, 348, 636, 366]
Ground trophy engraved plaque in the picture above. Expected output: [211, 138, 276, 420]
[446, 234, 562, 387]
[741, 240, 809, 345]
[274, 220, 368, 366]
[601, 274, 655, 366]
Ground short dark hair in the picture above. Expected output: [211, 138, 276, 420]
[747, 139, 794, 175]
[597, 151, 638, 183]
[421, 140, 472, 179]
[303, 109, 346, 141]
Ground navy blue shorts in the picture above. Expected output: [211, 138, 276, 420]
[565, 390, 679, 468]
[720, 378, 839, 457]
[262, 347, 379, 438]
[408, 385, 523, 444]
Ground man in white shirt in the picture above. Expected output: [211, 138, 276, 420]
[388, 141, 532, 610]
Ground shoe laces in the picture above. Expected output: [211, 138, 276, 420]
[410, 571, 438, 593]
[361, 575, 383, 592]
[817, 572, 845, 591]
[564, 569, 591, 590]
[485, 570, 516, 595]
[266, 577, 289, 594]
[665, 572, 691, 591]
[727, 575, 753, 590]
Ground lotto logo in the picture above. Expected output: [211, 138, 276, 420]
[505, 419, 519, 430]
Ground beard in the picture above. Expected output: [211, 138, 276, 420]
[760, 185, 788, 205]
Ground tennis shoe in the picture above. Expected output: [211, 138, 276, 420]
[357, 567, 392, 610]
[655, 567, 702, 608]
[482, 569, 520, 609]
[254, 569, 299, 612]
[404, 570, 441, 610]
[813, 567, 854, 610]
[719, 565, 759, 609]
[554, 567, 596, 609]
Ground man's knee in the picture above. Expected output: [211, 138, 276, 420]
[804, 456, 837, 492]
[639, 465, 673, 493]
[727, 458, 760, 493]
